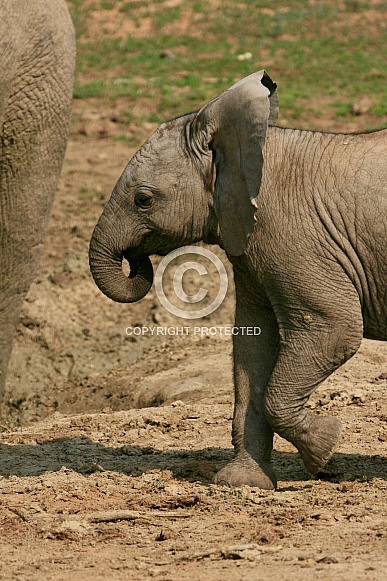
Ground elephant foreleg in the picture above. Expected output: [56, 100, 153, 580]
[214, 297, 279, 489]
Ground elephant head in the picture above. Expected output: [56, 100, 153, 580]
[89, 70, 278, 303]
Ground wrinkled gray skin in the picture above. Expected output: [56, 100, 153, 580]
[0, 0, 75, 405]
[90, 70, 387, 489]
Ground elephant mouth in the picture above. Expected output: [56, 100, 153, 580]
[123, 247, 149, 262]
[123, 251, 153, 283]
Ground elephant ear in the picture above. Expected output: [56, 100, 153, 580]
[193, 70, 278, 256]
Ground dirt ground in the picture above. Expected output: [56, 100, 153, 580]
[1, 4, 387, 579]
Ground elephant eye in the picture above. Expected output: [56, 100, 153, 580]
[135, 192, 153, 209]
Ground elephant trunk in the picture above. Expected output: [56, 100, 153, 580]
[89, 211, 153, 304]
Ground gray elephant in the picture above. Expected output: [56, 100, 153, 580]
[0, 0, 75, 406]
[89, 70, 387, 489]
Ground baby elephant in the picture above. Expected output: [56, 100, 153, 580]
[89, 71, 387, 489]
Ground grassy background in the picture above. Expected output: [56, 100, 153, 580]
[66, 0, 387, 131]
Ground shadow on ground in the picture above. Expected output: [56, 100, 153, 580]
[1, 437, 386, 484]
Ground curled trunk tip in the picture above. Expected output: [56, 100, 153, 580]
[89, 235, 153, 303]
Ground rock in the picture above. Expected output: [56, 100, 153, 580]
[351, 390, 366, 404]
[237, 52, 253, 61]
[352, 96, 371, 116]
[160, 50, 176, 59]
[316, 555, 339, 564]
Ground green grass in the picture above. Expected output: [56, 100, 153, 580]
[66, 0, 387, 129]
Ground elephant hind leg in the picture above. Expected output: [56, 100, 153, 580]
[264, 318, 363, 476]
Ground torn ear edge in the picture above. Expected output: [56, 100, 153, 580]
[261, 70, 279, 127]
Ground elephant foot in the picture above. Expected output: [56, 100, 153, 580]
[293, 415, 342, 475]
[214, 453, 277, 490]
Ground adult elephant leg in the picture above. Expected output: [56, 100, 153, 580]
[0, 0, 75, 408]
[0, 320, 17, 405]
[214, 285, 280, 489]
[264, 301, 363, 476]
